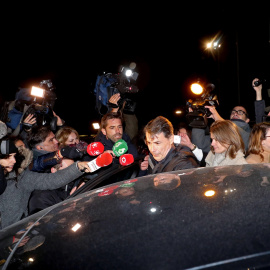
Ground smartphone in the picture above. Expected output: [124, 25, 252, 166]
[174, 135, 181, 145]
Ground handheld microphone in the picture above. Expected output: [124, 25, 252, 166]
[119, 154, 134, 166]
[87, 142, 104, 156]
[87, 152, 113, 172]
[112, 139, 128, 157]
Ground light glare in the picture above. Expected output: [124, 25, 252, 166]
[31, 86, 45, 98]
[191, 83, 204, 95]
[92, 123, 100, 129]
[204, 190, 215, 197]
[125, 69, 132, 77]
[71, 223, 81, 232]
[206, 42, 212, 48]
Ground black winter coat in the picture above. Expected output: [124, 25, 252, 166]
[138, 145, 199, 177]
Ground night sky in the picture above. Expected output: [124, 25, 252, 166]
[1, 5, 270, 135]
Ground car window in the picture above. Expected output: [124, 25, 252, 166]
[68, 161, 141, 198]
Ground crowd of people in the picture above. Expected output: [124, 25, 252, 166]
[0, 78, 269, 229]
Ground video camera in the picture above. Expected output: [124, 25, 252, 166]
[186, 83, 219, 128]
[94, 65, 139, 115]
[19, 79, 58, 131]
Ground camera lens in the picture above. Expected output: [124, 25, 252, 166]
[254, 80, 262, 87]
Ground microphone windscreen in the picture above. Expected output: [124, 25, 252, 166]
[87, 142, 104, 156]
[112, 139, 128, 157]
[119, 154, 134, 166]
[96, 152, 113, 167]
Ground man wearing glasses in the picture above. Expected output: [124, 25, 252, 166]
[191, 105, 251, 155]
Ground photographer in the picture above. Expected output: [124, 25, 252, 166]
[252, 78, 269, 123]
[191, 105, 251, 156]
[2, 81, 65, 142]
[108, 93, 138, 141]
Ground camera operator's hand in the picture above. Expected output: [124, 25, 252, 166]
[108, 93, 121, 112]
[52, 111, 64, 126]
[204, 106, 224, 121]
[22, 114, 36, 131]
[252, 78, 263, 101]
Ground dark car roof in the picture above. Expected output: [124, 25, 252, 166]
[1, 163, 270, 269]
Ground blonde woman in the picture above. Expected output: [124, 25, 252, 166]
[55, 126, 88, 151]
[205, 120, 247, 167]
[246, 122, 270, 164]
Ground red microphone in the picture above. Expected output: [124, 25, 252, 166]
[119, 154, 134, 166]
[87, 142, 104, 156]
[96, 152, 113, 167]
[87, 152, 113, 172]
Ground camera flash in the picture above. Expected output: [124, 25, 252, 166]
[31, 86, 45, 98]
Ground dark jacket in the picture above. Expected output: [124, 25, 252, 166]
[255, 100, 266, 123]
[31, 150, 59, 172]
[94, 131, 139, 159]
[138, 145, 199, 177]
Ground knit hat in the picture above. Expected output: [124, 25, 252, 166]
[0, 121, 7, 139]
[0, 139, 18, 156]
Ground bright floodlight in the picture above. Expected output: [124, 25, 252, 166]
[92, 123, 100, 130]
[190, 83, 204, 95]
[206, 42, 212, 48]
[125, 69, 133, 77]
[31, 86, 45, 98]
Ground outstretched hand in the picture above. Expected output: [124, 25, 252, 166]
[204, 106, 224, 121]
[23, 114, 36, 126]
[52, 111, 64, 126]
[252, 78, 262, 101]
[108, 93, 121, 112]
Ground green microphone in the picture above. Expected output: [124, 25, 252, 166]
[112, 139, 128, 157]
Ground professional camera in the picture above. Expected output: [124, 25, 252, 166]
[112, 66, 139, 114]
[21, 79, 58, 130]
[94, 65, 139, 115]
[186, 83, 219, 128]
